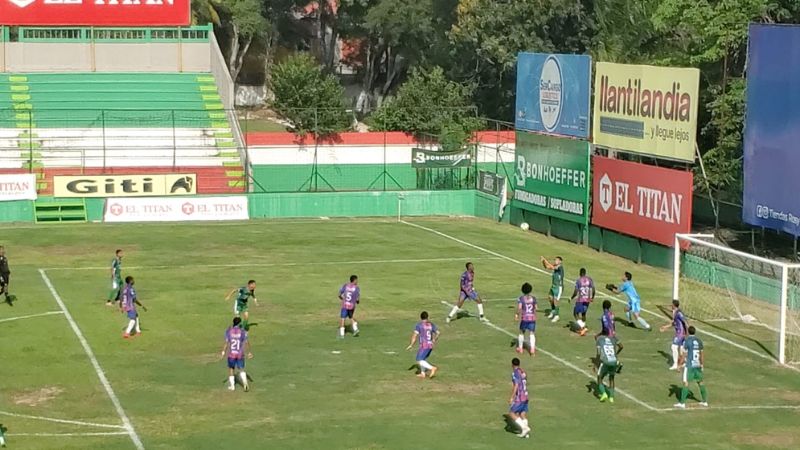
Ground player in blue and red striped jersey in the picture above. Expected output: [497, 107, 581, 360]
[508, 357, 531, 438]
[337, 275, 361, 339]
[220, 317, 253, 392]
[406, 311, 440, 379]
[446, 262, 487, 323]
[120, 276, 146, 339]
[570, 268, 595, 336]
[515, 282, 537, 356]
[660, 300, 689, 370]
[597, 300, 616, 339]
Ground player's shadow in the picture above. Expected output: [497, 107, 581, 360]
[407, 364, 422, 375]
[668, 384, 695, 401]
[586, 380, 600, 398]
[613, 317, 632, 327]
[507, 340, 533, 352]
[449, 310, 472, 322]
[657, 350, 674, 366]
[501, 414, 521, 435]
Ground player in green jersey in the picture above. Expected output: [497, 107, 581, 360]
[105, 249, 123, 307]
[226, 280, 258, 331]
[674, 326, 708, 409]
[595, 329, 623, 403]
[541, 256, 564, 322]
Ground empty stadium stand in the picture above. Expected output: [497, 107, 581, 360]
[0, 72, 245, 194]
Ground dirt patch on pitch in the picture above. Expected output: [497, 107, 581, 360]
[734, 431, 799, 449]
[12, 386, 64, 407]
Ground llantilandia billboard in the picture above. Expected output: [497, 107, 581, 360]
[592, 62, 699, 162]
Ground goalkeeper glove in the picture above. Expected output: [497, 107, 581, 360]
[605, 283, 617, 291]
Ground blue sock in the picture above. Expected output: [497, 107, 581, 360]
[637, 317, 651, 329]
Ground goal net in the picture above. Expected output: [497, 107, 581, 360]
[674, 234, 800, 366]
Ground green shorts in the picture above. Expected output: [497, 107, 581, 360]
[597, 362, 618, 379]
[683, 367, 703, 383]
[550, 286, 563, 299]
[234, 302, 249, 315]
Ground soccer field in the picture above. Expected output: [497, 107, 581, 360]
[1, 217, 799, 450]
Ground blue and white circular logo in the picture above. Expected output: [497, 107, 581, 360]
[539, 56, 563, 132]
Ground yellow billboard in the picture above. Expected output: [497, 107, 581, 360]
[54, 174, 196, 197]
[592, 62, 700, 162]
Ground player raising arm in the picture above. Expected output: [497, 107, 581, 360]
[570, 268, 595, 336]
[507, 358, 531, 438]
[406, 311, 440, 379]
[660, 300, 688, 370]
[120, 276, 147, 339]
[515, 282, 537, 356]
[595, 329, 623, 404]
[220, 317, 253, 392]
[674, 326, 708, 409]
[541, 256, 564, 323]
[607, 271, 651, 331]
[226, 280, 258, 331]
[446, 262, 487, 323]
[338, 275, 360, 339]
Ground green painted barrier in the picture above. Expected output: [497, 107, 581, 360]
[0, 200, 35, 223]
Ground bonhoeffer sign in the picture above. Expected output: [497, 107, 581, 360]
[591, 156, 692, 247]
[513, 131, 590, 225]
[743, 24, 800, 236]
[0, 0, 191, 27]
[515, 53, 592, 139]
[592, 62, 699, 162]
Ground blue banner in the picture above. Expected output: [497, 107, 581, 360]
[515, 53, 591, 139]
[743, 24, 800, 235]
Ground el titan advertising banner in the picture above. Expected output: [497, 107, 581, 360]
[104, 196, 249, 223]
[591, 156, 693, 247]
[513, 131, 590, 225]
[592, 62, 700, 162]
[515, 53, 592, 139]
[0, 0, 190, 27]
[54, 174, 196, 198]
[743, 24, 800, 236]
[0, 174, 37, 201]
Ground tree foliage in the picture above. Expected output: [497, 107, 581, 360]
[371, 67, 482, 143]
[270, 53, 350, 135]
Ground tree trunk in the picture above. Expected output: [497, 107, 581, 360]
[228, 23, 241, 81]
[230, 35, 252, 84]
[262, 29, 278, 104]
[355, 41, 384, 115]
[380, 51, 404, 96]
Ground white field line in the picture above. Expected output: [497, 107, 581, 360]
[0, 410, 125, 429]
[440, 300, 660, 412]
[0, 311, 64, 324]
[8, 431, 129, 437]
[39, 269, 145, 450]
[403, 220, 800, 373]
[43, 256, 501, 271]
[657, 404, 800, 412]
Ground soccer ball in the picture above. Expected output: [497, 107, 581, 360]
[520, 222, 530, 231]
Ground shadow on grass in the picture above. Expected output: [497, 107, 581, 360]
[668, 384, 695, 401]
[501, 414, 520, 435]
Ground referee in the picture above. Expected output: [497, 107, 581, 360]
[0, 246, 11, 305]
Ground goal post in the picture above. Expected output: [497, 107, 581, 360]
[673, 233, 800, 366]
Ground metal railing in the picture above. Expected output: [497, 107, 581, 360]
[3, 25, 213, 43]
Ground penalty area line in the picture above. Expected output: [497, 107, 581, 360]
[0, 410, 126, 429]
[43, 256, 503, 272]
[0, 311, 64, 324]
[39, 269, 145, 450]
[403, 220, 800, 374]
[439, 300, 660, 412]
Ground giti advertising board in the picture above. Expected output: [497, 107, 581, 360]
[515, 53, 592, 139]
[53, 174, 196, 198]
[0, 0, 190, 26]
[592, 62, 700, 162]
[591, 157, 692, 247]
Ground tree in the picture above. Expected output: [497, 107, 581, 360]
[371, 66, 482, 141]
[448, 0, 593, 119]
[270, 53, 350, 135]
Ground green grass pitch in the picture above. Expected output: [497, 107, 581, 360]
[1, 217, 799, 449]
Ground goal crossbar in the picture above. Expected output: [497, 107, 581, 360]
[674, 233, 799, 365]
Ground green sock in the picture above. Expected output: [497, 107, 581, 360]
[597, 383, 606, 396]
[554, 306, 559, 315]
[550, 302, 555, 312]
[243, 319, 249, 331]
[680, 387, 689, 403]
[699, 385, 708, 402]
[608, 387, 614, 399]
